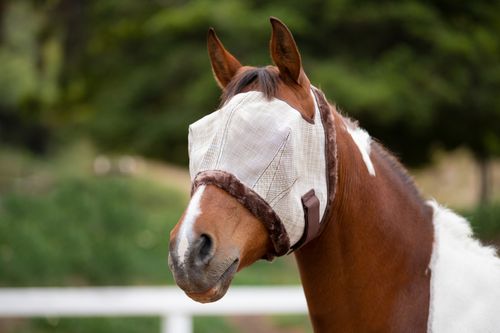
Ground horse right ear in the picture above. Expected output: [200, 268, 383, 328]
[207, 28, 242, 89]
[269, 17, 304, 85]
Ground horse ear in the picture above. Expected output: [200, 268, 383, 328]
[207, 28, 242, 89]
[269, 17, 305, 85]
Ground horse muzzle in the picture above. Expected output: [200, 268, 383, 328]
[168, 233, 240, 303]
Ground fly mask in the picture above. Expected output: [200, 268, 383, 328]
[188, 87, 337, 258]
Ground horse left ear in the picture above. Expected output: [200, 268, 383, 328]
[269, 17, 306, 86]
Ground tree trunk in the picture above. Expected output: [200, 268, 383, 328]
[0, 0, 5, 44]
[477, 156, 492, 205]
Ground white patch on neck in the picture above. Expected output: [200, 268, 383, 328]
[344, 120, 376, 176]
[427, 201, 500, 332]
[176, 185, 206, 266]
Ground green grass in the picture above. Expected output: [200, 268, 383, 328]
[4, 316, 235, 333]
[272, 315, 314, 333]
[11, 317, 159, 333]
[193, 317, 235, 333]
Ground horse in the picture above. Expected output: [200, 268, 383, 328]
[168, 17, 500, 332]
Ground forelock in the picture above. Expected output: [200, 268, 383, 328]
[221, 67, 280, 106]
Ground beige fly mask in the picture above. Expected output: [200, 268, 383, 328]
[188, 87, 337, 258]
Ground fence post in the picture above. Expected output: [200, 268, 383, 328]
[162, 313, 192, 333]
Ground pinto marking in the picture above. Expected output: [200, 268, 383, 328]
[344, 121, 376, 176]
[176, 185, 206, 266]
[427, 201, 500, 332]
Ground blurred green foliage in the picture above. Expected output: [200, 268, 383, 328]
[0, 173, 301, 286]
[0, 142, 302, 287]
[0, 0, 499, 167]
[0, 176, 180, 286]
[0, 146, 305, 332]
[466, 202, 500, 242]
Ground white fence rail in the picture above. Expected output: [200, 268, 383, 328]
[0, 286, 308, 333]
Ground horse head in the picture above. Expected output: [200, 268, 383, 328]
[168, 18, 326, 303]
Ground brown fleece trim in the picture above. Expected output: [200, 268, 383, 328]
[292, 88, 338, 251]
[192, 170, 290, 258]
[314, 87, 338, 226]
[282, 87, 338, 253]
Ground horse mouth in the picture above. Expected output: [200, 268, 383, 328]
[186, 259, 239, 303]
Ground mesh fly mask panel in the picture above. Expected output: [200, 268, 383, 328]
[188, 88, 336, 258]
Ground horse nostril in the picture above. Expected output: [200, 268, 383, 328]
[196, 234, 214, 265]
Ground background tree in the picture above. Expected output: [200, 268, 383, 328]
[1, 0, 499, 203]
[303, 1, 500, 203]
[0, 1, 59, 153]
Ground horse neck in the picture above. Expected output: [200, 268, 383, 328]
[294, 110, 434, 332]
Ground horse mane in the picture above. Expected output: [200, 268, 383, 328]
[372, 140, 425, 202]
[340, 115, 424, 202]
[221, 66, 280, 106]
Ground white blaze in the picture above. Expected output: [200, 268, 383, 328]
[176, 185, 206, 266]
[344, 122, 376, 176]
